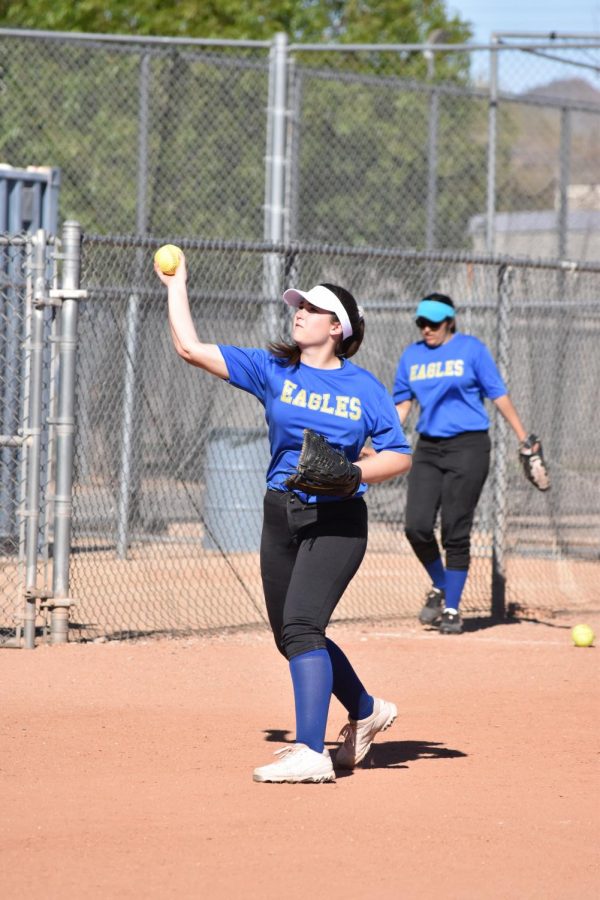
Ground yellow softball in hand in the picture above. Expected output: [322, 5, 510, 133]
[154, 244, 182, 275]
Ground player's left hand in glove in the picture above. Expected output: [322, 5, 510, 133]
[285, 429, 362, 498]
[519, 433, 550, 491]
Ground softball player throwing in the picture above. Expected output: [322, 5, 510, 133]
[155, 254, 411, 783]
[394, 293, 547, 635]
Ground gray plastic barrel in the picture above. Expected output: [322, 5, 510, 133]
[202, 427, 270, 552]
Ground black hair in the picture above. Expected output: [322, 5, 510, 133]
[420, 292, 457, 333]
[268, 282, 365, 365]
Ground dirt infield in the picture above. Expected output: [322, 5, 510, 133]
[2, 613, 599, 899]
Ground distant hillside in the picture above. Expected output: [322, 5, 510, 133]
[521, 76, 600, 107]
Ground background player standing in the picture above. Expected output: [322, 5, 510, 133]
[155, 254, 411, 783]
[393, 293, 547, 635]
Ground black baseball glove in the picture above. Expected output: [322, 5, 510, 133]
[284, 429, 362, 498]
[519, 434, 550, 491]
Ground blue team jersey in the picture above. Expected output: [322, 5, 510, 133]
[219, 346, 411, 502]
[392, 333, 507, 438]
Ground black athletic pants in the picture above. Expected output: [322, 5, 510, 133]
[404, 430, 491, 571]
[260, 490, 368, 660]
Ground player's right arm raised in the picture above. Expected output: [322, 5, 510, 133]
[154, 252, 229, 380]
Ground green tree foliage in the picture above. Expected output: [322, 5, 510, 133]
[0, 0, 470, 45]
[0, 2, 489, 249]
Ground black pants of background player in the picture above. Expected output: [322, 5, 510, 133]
[260, 489, 367, 660]
[404, 430, 491, 571]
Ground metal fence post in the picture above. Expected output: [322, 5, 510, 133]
[491, 263, 512, 618]
[116, 51, 150, 559]
[50, 221, 85, 643]
[485, 38, 499, 254]
[263, 32, 288, 338]
[425, 87, 439, 252]
[284, 57, 301, 243]
[557, 106, 571, 261]
[21, 231, 47, 648]
[0, 231, 23, 542]
[116, 291, 141, 559]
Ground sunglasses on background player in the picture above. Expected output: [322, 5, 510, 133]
[415, 317, 445, 330]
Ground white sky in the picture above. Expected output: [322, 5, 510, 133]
[448, 0, 600, 44]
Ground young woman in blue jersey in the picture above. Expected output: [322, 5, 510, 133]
[155, 254, 411, 783]
[394, 293, 533, 635]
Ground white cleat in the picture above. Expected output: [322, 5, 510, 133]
[336, 697, 397, 769]
[253, 743, 336, 783]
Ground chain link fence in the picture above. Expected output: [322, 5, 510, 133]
[60, 235, 600, 639]
[1, 28, 599, 645]
[0, 30, 598, 258]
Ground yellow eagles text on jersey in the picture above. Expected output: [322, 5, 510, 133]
[409, 360, 464, 381]
[280, 379, 362, 420]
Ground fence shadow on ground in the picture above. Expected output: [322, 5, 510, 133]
[436, 613, 574, 633]
[462, 614, 520, 633]
[418, 614, 520, 633]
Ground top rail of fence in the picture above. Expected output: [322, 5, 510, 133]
[1, 27, 599, 54]
[83, 233, 600, 275]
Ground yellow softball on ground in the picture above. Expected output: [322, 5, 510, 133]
[571, 624, 595, 647]
[154, 244, 182, 275]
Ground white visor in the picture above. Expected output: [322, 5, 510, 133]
[282, 285, 353, 341]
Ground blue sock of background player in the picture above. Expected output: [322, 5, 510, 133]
[424, 557, 446, 592]
[289, 642, 374, 753]
[444, 569, 468, 613]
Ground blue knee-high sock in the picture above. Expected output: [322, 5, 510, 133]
[326, 638, 373, 721]
[289, 648, 333, 754]
[424, 557, 446, 591]
[444, 569, 468, 612]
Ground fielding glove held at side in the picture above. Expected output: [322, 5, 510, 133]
[284, 428, 362, 498]
[519, 433, 550, 491]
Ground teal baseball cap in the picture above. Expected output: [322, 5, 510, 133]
[415, 295, 455, 322]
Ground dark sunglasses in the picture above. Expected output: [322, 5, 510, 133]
[416, 317, 444, 330]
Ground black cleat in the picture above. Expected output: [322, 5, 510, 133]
[439, 610, 463, 634]
[418, 587, 445, 625]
